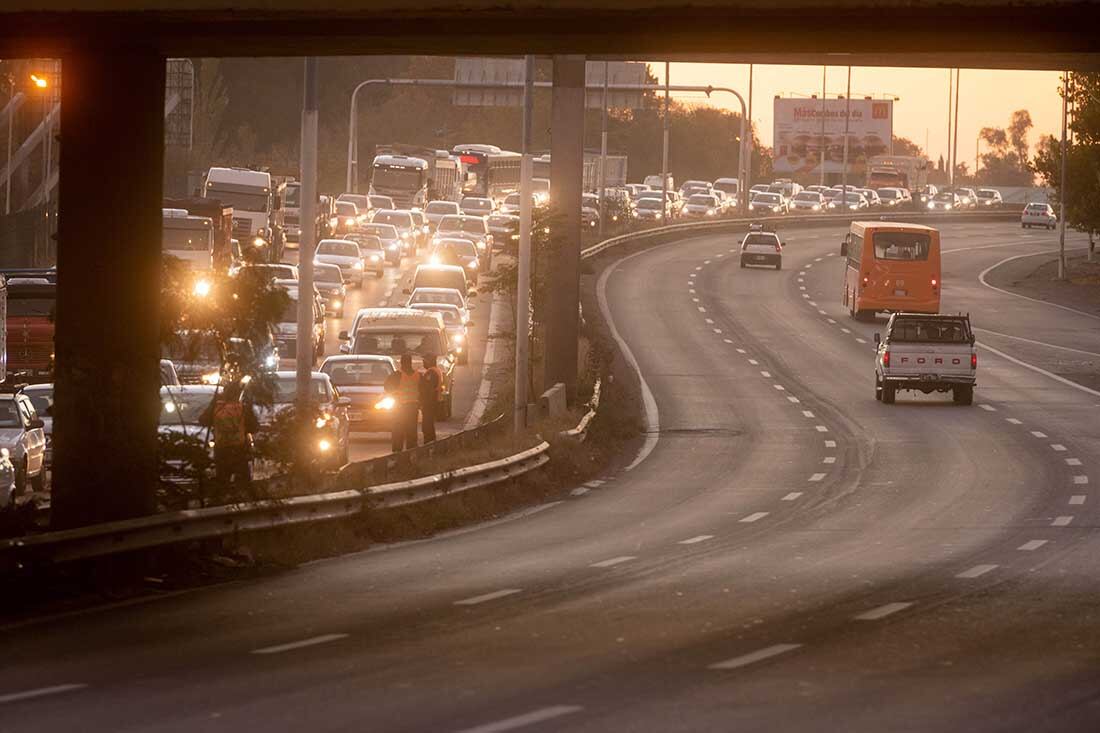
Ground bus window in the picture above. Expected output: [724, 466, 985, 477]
[847, 233, 863, 266]
[874, 231, 930, 261]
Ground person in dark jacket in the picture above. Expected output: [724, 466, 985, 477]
[391, 353, 421, 452]
[200, 380, 260, 492]
[419, 353, 443, 443]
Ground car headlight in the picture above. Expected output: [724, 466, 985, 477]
[331, 299, 342, 309]
[375, 395, 396, 411]
[849, 204, 859, 210]
[318, 438, 332, 453]
[162, 401, 176, 414]
[345, 217, 356, 226]
[452, 332, 465, 344]
[1, 448, 9, 460]
[928, 202, 936, 209]
[253, 236, 266, 247]
[264, 354, 278, 369]
[201, 371, 220, 385]
[192, 278, 212, 298]
[388, 244, 398, 251]
[353, 260, 364, 269]
[773, 205, 781, 211]
[945, 204, 953, 210]
[370, 254, 380, 262]
[429, 254, 442, 265]
[401, 231, 410, 239]
[467, 260, 478, 269]
[812, 204, 821, 211]
[706, 209, 715, 216]
[422, 226, 430, 234]
[477, 239, 486, 250]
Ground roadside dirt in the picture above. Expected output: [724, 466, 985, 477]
[985, 249, 1100, 317]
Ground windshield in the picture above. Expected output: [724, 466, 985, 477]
[439, 216, 487, 234]
[206, 187, 267, 212]
[743, 234, 778, 247]
[462, 198, 492, 211]
[273, 377, 331, 404]
[163, 227, 212, 251]
[978, 190, 998, 197]
[314, 267, 343, 284]
[873, 231, 932, 261]
[416, 307, 460, 324]
[754, 194, 781, 204]
[891, 319, 970, 343]
[317, 240, 360, 257]
[159, 392, 211, 425]
[321, 360, 393, 387]
[934, 193, 955, 202]
[411, 290, 462, 307]
[353, 330, 444, 357]
[338, 194, 371, 209]
[878, 189, 899, 199]
[363, 224, 398, 239]
[0, 400, 19, 428]
[373, 211, 413, 228]
[372, 166, 424, 190]
[284, 185, 300, 207]
[23, 389, 52, 417]
[336, 201, 358, 216]
[426, 202, 458, 214]
[162, 335, 220, 362]
[687, 195, 716, 206]
[8, 297, 54, 318]
[369, 196, 393, 209]
[637, 199, 662, 209]
[713, 182, 738, 194]
[353, 235, 384, 251]
[793, 193, 819, 202]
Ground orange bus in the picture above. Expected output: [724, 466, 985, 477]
[840, 221, 941, 320]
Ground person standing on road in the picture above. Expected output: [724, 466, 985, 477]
[391, 353, 421, 453]
[419, 353, 443, 444]
[200, 380, 260, 495]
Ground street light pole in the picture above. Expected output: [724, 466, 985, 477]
[946, 69, 953, 181]
[745, 63, 753, 213]
[598, 60, 609, 237]
[819, 66, 827, 188]
[841, 66, 851, 203]
[952, 69, 961, 186]
[514, 55, 535, 434]
[297, 58, 320, 405]
[661, 61, 670, 225]
[4, 77, 13, 216]
[1058, 71, 1069, 280]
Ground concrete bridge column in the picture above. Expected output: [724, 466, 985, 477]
[545, 54, 586, 400]
[51, 48, 165, 528]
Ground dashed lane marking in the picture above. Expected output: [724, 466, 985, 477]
[709, 643, 802, 671]
[723, 338, 734, 344]
[774, 384, 786, 391]
[454, 705, 584, 733]
[956, 564, 998, 579]
[840, 327, 851, 333]
[1006, 418, 1023, 425]
[455, 589, 523, 606]
[698, 307, 707, 313]
[818, 310, 828, 315]
[802, 410, 815, 418]
[251, 634, 349, 655]
[979, 404, 997, 412]
[1030, 431, 1048, 438]
[1070, 495, 1086, 505]
[1018, 540, 1048, 551]
[0, 684, 88, 705]
[825, 440, 837, 448]
[787, 396, 801, 403]
[808, 300, 818, 306]
[1052, 516, 1074, 527]
[854, 602, 913, 621]
[748, 359, 759, 365]
[814, 257, 823, 262]
[1051, 444, 1067, 452]
[704, 260, 712, 264]
[705, 318, 715, 324]
[781, 492, 803, 501]
[740, 512, 770, 523]
[679, 535, 715, 545]
[761, 371, 772, 377]
[590, 556, 636, 568]
[823, 457, 836, 464]
[1066, 458, 1083, 466]
[855, 337, 867, 344]
[815, 425, 829, 432]
[802, 294, 811, 299]
[808, 473, 826, 482]
[570, 487, 589, 497]
[736, 348, 747, 354]
[713, 328, 723, 334]
[826, 318, 837, 324]
[1073, 476, 1089, 485]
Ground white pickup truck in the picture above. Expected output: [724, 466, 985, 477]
[874, 313, 977, 405]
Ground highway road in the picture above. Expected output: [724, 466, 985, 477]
[3, 220, 1098, 732]
[284, 244, 500, 462]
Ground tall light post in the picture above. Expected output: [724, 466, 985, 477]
[819, 66, 827, 187]
[841, 66, 851, 203]
[661, 61, 670, 225]
[598, 60, 609, 237]
[946, 69, 953, 181]
[1058, 71, 1069, 280]
[951, 69, 961, 186]
[746, 63, 753, 207]
[514, 55, 535, 434]
[4, 74, 15, 216]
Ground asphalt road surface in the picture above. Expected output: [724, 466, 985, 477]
[284, 243, 498, 462]
[3, 221, 1098, 732]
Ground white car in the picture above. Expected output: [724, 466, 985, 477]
[406, 286, 471, 324]
[976, 188, 1003, 208]
[314, 239, 365, 287]
[319, 355, 397, 431]
[682, 193, 722, 218]
[748, 192, 787, 215]
[460, 196, 494, 217]
[0, 392, 47, 493]
[789, 191, 826, 212]
[1021, 202, 1056, 229]
[407, 303, 471, 365]
[360, 223, 403, 264]
[424, 200, 461, 231]
[876, 187, 911, 207]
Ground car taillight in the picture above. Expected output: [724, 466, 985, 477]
[971, 353, 977, 370]
[862, 274, 870, 287]
[775, 244, 782, 252]
[931, 277, 939, 293]
[883, 350, 890, 368]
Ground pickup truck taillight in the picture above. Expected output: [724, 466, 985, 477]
[971, 352, 977, 370]
[883, 350, 891, 368]
[775, 244, 782, 252]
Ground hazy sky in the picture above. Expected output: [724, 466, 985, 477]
[651, 63, 1062, 166]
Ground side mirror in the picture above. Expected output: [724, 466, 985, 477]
[874, 332, 881, 345]
[339, 330, 349, 341]
[339, 344, 350, 354]
[970, 335, 976, 346]
[28, 418, 45, 430]
[840, 242, 848, 257]
[336, 396, 352, 407]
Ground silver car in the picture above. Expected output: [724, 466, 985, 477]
[0, 392, 47, 493]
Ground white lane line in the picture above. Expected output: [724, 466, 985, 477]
[570, 487, 589, 496]
[823, 457, 837, 464]
[748, 359, 759, 365]
[979, 404, 997, 412]
[717, 254, 724, 258]
[1052, 516, 1074, 527]
[0, 684, 88, 705]
[709, 643, 802, 670]
[787, 396, 801, 403]
[679, 534, 715, 545]
[705, 317, 715, 324]
[978, 248, 1100, 321]
[590, 555, 636, 568]
[1066, 458, 1083, 466]
[698, 306, 707, 313]
[1030, 431, 1048, 438]
[825, 440, 837, 448]
[815, 425, 829, 432]
[854, 602, 913, 621]
[827, 318, 837, 324]
[798, 271, 806, 276]
[814, 256, 823, 262]
[840, 327, 851, 333]
[713, 328, 723, 334]
[799, 286, 807, 291]
[1073, 475, 1089, 485]
[1006, 418, 1023, 425]
[583, 480, 605, 488]
[975, 326, 1100, 356]
[818, 309, 828, 315]
[956, 564, 998, 578]
[736, 348, 747, 354]
[1070, 495, 1086, 505]
[740, 512, 770, 523]
[1051, 444, 1067, 452]
[689, 273, 696, 279]
[808, 473, 826, 482]
[704, 259, 711, 264]
[797, 277, 805, 282]
[807, 300, 818, 306]
[802, 410, 815, 418]
[692, 297, 700, 303]
[760, 370, 771, 377]
[773, 384, 786, 391]
[805, 263, 814, 269]
[695, 266, 703, 271]
[455, 589, 523, 606]
[251, 633, 349, 655]
[455, 705, 584, 733]
[855, 337, 867, 344]
[781, 492, 803, 501]
[723, 338, 734, 344]
[802, 293, 810, 299]
[979, 341, 1100, 398]
[464, 293, 507, 430]
[1018, 540, 1049, 551]
[598, 249, 659, 472]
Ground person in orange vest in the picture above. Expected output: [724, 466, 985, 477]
[391, 353, 421, 453]
[200, 380, 259, 492]
[419, 353, 444, 443]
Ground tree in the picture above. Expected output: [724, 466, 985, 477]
[891, 136, 925, 158]
[1031, 73, 1100, 257]
[973, 108, 1034, 185]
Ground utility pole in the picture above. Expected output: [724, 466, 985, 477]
[297, 57, 319, 406]
[5, 77, 14, 215]
[1058, 70, 1069, 280]
[661, 61, 670, 224]
[819, 66, 827, 187]
[598, 60, 609, 237]
[746, 63, 753, 209]
[514, 54, 534, 433]
[952, 69, 960, 186]
[946, 69, 953, 182]
[841, 66, 851, 202]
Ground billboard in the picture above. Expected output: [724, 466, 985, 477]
[584, 61, 646, 110]
[772, 98, 893, 176]
[453, 57, 525, 107]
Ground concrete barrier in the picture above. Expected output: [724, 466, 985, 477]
[540, 383, 568, 419]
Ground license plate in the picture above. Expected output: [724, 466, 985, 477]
[894, 289, 908, 296]
[755, 255, 766, 261]
[920, 374, 937, 381]
[347, 411, 365, 421]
